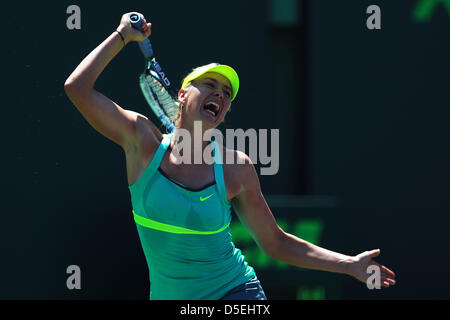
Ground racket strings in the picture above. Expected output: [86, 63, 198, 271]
[142, 74, 179, 120]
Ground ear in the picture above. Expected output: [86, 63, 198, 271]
[178, 88, 186, 102]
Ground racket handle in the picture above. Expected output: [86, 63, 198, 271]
[129, 12, 154, 59]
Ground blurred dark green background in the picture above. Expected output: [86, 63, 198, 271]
[2, 0, 449, 299]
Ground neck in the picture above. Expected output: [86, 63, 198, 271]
[170, 120, 216, 165]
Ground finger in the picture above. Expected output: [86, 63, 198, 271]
[381, 265, 396, 278]
[387, 278, 396, 285]
[381, 274, 396, 284]
[368, 248, 381, 258]
[381, 272, 396, 282]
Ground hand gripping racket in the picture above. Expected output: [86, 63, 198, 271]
[129, 12, 177, 133]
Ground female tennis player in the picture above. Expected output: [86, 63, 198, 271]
[64, 12, 396, 300]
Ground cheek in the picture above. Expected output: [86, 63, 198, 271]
[223, 104, 231, 114]
[220, 105, 231, 120]
[182, 89, 201, 108]
[189, 88, 209, 106]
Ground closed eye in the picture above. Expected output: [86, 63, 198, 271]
[202, 78, 232, 99]
[204, 81, 215, 89]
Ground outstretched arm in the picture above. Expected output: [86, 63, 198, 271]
[231, 154, 396, 288]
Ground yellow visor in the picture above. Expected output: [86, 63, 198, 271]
[181, 63, 240, 101]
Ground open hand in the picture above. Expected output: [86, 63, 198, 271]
[347, 249, 396, 288]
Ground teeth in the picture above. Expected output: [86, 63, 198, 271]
[204, 109, 216, 117]
[204, 101, 220, 117]
[206, 102, 219, 110]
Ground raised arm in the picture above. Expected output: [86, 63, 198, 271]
[230, 153, 396, 288]
[64, 12, 161, 150]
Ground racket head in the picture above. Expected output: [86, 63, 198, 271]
[139, 59, 178, 133]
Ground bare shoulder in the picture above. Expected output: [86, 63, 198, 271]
[128, 111, 163, 151]
[221, 145, 261, 201]
[122, 110, 164, 167]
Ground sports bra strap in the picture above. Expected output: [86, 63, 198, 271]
[212, 140, 230, 207]
[151, 132, 172, 167]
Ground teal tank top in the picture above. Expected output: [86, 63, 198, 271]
[128, 133, 256, 300]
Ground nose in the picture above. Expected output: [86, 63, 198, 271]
[213, 89, 224, 99]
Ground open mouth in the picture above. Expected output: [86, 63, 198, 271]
[203, 101, 220, 118]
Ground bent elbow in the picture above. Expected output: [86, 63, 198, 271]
[64, 78, 80, 97]
[64, 78, 77, 98]
[64, 74, 91, 97]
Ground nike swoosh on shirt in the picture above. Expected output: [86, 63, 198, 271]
[200, 194, 215, 201]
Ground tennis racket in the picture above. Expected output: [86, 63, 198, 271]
[129, 12, 177, 133]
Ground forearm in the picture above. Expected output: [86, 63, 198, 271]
[65, 30, 125, 91]
[270, 231, 353, 275]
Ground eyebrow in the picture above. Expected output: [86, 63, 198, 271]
[204, 78, 232, 95]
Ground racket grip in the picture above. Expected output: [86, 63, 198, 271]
[129, 12, 154, 59]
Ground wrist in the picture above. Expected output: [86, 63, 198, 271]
[338, 256, 356, 276]
[115, 25, 131, 45]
